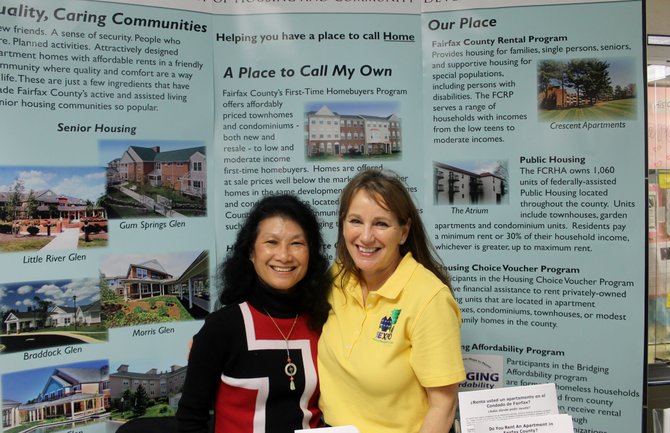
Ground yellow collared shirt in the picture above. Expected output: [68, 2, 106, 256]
[318, 253, 466, 433]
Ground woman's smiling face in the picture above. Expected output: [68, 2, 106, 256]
[343, 190, 409, 288]
[251, 216, 309, 292]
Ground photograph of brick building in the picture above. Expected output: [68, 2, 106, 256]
[305, 103, 401, 159]
[101, 140, 207, 219]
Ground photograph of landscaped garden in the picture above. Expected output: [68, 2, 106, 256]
[100, 140, 206, 219]
[0, 278, 108, 354]
[538, 57, 637, 121]
[0, 167, 108, 253]
[99, 250, 210, 328]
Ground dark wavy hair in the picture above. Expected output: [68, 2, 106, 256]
[219, 194, 330, 330]
[335, 169, 451, 289]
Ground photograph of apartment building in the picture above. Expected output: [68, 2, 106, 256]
[109, 363, 186, 402]
[1, 360, 110, 432]
[100, 250, 210, 327]
[305, 103, 401, 159]
[538, 57, 637, 120]
[101, 140, 207, 219]
[434, 161, 508, 205]
[0, 167, 107, 252]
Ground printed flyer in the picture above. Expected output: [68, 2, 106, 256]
[0, 0, 645, 432]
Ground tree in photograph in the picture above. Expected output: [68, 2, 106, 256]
[565, 59, 589, 107]
[583, 59, 611, 105]
[32, 295, 54, 329]
[100, 276, 117, 302]
[121, 389, 134, 412]
[5, 178, 25, 222]
[95, 193, 107, 212]
[25, 190, 39, 219]
[47, 203, 58, 219]
[566, 59, 611, 106]
[493, 162, 509, 197]
[538, 60, 568, 109]
[133, 384, 150, 417]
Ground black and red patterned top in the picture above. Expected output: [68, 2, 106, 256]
[176, 284, 322, 433]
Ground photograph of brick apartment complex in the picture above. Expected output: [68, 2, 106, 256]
[100, 250, 209, 327]
[110, 363, 186, 404]
[434, 161, 508, 205]
[0, 167, 107, 252]
[537, 57, 637, 121]
[101, 140, 206, 218]
[305, 103, 401, 158]
[2, 360, 110, 432]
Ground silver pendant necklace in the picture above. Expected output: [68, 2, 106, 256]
[264, 309, 299, 391]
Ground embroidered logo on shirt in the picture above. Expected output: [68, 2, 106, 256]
[373, 309, 401, 343]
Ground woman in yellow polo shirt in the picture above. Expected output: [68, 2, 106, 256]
[318, 169, 466, 433]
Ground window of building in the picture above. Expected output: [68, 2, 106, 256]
[136, 268, 148, 279]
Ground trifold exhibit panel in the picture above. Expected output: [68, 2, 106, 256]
[0, 0, 645, 433]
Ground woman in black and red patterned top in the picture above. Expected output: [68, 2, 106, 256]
[177, 194, 330, 433]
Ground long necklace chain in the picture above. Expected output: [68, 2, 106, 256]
[264, 309, 299, 391]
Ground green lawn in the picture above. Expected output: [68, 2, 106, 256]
[0, 236, 53, 252]
[110, 403, 175, 421]
[3, 418, 67, 433]
[539, 98, 637, 122]
[78, 238, 109, 248]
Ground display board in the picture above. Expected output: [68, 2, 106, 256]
[0, 0, 645, 432]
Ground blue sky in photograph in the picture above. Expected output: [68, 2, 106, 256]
[0, 278, 99, 314]
[99, 250, 204, 279]
[2, 359, 108, 404]
[305, 101, 400, 118]
[0, 167, 105, 203]
[543, 57, 637, 89]
[607, 58, 636, 87]
[98, 140, 205, 166]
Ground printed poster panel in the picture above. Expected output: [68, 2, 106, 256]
[0, 0, 647, 432]
[0, 1, 214, 431]
[210, 4, 424, 257]
[421, 1, 645, 432]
